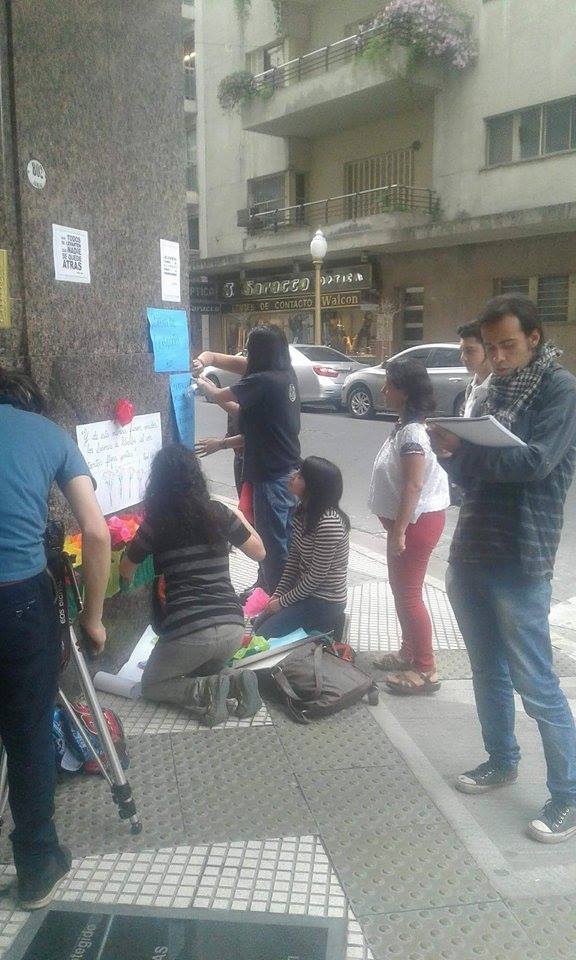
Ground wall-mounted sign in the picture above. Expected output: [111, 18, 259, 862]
[190, 301, 221, 314]
[160, 238, 181, 302]
[27, 159, 46, 190]
[52, 224, 91, 284]
[0, 250, 11, 328]
[221, 264, 373, 303]
[190, 280, 219, 300]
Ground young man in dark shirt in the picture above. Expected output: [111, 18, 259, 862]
[429, 295, 576, 843]
[195, 326, 300, 593]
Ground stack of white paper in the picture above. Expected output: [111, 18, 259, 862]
[94, 625, 158, 699]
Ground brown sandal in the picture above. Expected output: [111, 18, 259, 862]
[372, 653, 413, 671]
[385, 670, 441, 696]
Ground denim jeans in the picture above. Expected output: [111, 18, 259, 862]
[258, 597, 346, 641]
[252, 475, 296, 593]
[0, 572, 63, 880]
[447, 562, 576, 803]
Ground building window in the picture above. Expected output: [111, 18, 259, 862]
[263, 41, 285, 72]
[400, 286, 424, 346]
[248, 173, 286, 212]
[486, 96, 576, 167]
[495, 275, 572, 323]
[188, 215, 199, 251]
[344, 148, 415, 217]
[186, 126, 197, 192]
[183, 33, 196, 100]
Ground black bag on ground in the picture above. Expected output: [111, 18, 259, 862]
[270, 639, 379, 724]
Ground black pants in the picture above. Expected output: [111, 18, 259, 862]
[0, 572, 62, 880]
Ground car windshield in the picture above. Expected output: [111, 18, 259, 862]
[294, 346, 349, 362]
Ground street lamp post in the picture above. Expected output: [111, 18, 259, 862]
[310, 228, 327, 345]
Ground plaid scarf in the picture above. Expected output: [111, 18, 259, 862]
[486, 341, 562, 430]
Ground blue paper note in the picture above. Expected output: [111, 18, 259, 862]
[169, 374, 195, 449]
[147, 307, 190, 373]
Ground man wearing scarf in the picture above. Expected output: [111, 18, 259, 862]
[430, 294, 576, 843]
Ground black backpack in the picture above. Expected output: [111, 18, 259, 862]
[270, 639, 379, 724]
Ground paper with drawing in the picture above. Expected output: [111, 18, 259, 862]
[76, 413, 162, 515]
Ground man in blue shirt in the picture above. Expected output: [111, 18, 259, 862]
[0, 369, 110, 908]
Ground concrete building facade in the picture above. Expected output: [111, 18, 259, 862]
[191, 0, 576, 370]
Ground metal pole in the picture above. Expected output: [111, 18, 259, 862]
[314, 259, 322, 345]
[68, 624, 142, 834]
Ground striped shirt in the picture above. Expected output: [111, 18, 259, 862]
[275, 508, 349, 606]
[125, 501, 249, 641]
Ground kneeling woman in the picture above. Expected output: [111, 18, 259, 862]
[258, 457, 349, 640]
[120, 445, 265, 726]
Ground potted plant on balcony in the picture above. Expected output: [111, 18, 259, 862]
[217, 70, 257, 111]
[359, 0, 477, 72]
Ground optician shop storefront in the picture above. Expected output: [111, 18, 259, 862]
[206, 264, 381, 361]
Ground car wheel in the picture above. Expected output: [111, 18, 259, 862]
[348, 385, 374, 419]
[452, 391, 465, 415]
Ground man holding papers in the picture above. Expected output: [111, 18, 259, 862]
[429, 294, 576, 844]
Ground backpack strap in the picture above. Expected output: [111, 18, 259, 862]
[271, 665, 301, 702]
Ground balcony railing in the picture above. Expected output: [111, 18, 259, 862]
[242, 184, 439, 234]
[251, 22, 409, 92]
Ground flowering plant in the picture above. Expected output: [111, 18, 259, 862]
[64, 512, 143, 565]
[374, 0, 477, 71]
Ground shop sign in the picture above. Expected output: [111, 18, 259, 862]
[221, 264, 372, 302]
[190, 281, 219, 300]
[221, 290, 369, 314]
[190, 301, 221, 314]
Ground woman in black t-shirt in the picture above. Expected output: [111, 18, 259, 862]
[196, 326, 301, 594]
[120, 445, 265, 726]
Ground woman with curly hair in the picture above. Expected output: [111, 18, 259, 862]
[120, 444, 265, 726]
[368, 358, 450, 695]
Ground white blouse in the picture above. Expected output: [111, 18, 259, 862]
[368, 421, 450, 523]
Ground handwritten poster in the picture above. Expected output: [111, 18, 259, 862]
[76, 413, 162, 515]
[160, 238, 181, 302]
[0, 250, 10, 328]
[147, 307, 190, 373]
[169, 373, 195, 449]
[52, 223, 91, 284]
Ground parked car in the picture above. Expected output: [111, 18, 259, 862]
[202, 344, 365, 407]
[341, 343, 471, 419]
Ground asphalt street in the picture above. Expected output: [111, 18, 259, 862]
[194, 398, 576, 604]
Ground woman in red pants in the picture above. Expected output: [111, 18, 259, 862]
[368, 358, 450, 695]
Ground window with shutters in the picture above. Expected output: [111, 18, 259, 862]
[344, 148, 415, 218]
[494, 275, 574, 323]
[399, 286, 424, 347]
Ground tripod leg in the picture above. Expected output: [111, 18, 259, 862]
[68, 626, 142, 835]
[0, 747, 8, 832]
[58, 689, 113, 785]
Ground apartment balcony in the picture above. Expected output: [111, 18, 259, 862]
[239, 184, 439, 232]
[241, 26, 442, 138]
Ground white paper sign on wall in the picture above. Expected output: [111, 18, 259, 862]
[160, 238, 181, 302]
[27, 159, 46, 190]
[52, 224, 91, 284]
[76, 413, 162, 515]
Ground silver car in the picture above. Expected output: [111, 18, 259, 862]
[341, 343, 471, 419]
[203, 344, 364, 407]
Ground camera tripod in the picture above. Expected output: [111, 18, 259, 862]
[0, 523, 142, 839]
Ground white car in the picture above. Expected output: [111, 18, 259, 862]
[202, 344, 365, 407]
[341, 343, 471, 419]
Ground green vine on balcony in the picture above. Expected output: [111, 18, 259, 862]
[234, 0, 283, 34]
[217, 70, 257, 111]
